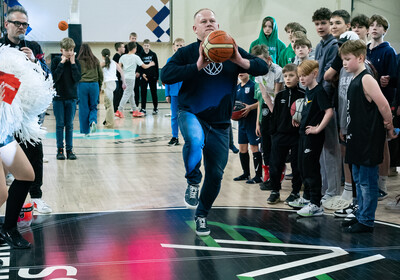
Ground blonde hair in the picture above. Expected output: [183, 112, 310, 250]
[297, 60, 319, 76]
[339, 39, 367, 58]
[60, 37, 75, 50]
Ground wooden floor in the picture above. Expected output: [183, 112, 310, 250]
[25, 99, 400, 225]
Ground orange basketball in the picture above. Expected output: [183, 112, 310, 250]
[58, 20, 68, 31]
[202, 30, 235, 63]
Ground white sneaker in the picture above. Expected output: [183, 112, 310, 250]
[297, 203, 324, 217]
[43, 157, 49, 163]
[90, 122, 97, 134]
[32, 198, 53, 214]
[6, 173, 14, 186]
[344, 213, 356, 221]
[334, 203, 358, 218]
[289, 197, 310, 209]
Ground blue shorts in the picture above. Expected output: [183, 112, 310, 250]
[0, 135, 14, 148]
[238, 127, 259, 146]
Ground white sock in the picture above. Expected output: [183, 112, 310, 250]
[378, 176, 388, 192]
[341, 182, 353, 201]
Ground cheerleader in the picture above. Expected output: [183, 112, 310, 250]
[0, 41, 54, 249]
[0, 83, 35, 248]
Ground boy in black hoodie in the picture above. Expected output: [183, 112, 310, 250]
[267, 64, 304, 204]
[140, 39, 159, 115]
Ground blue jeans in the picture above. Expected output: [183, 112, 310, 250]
[352, 165, 379, 227]
[170, 96, 179, 138]
[178, 110, 230, 217]
[53, 99, 77, 150]
[78, 82, 99, 134]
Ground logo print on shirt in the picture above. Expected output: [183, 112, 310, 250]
[203, 62, 223, 76]
[245, 87, 250, 94]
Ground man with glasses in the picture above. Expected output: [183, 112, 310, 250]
[0, 6, 51, 249]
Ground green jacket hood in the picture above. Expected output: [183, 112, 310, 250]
[249, 16, 286, 64]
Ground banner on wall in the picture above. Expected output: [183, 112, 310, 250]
[19, 0, 170, 42]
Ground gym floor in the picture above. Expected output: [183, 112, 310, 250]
[2, 101, 399, 279]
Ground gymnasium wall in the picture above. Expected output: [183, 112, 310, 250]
[40, 0, 399, 69]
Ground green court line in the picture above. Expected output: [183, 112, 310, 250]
[186, 219, 334, 280]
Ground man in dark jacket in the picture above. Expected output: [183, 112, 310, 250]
[161, 8, 268, 236]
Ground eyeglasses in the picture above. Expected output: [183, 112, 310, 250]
[8, 20, 29, 28]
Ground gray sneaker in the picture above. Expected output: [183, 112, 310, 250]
[184, 184, 199, 209]
[385, 196, 400, 212]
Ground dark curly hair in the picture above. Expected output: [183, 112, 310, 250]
[312, 7, 332, 22]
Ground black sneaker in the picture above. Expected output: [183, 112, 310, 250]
[341, 217, 358, 227]
[0, 226, 31, 249]
[259, 179, 273, 191]
[66, 150, 77, 160]
[284, 192, 300, 204]
[246, 176, 262, 184]
[344, 222, 373, 233]
[152, 109, 159, 115]
[229, 145, 239, 154]
[184, 184, 199, 209]
[56, 148, 65, 160]
[140, 108, 147, 115]
[168, 137, 179, 146]
[195, 216, 210, 236]
[378, 189, 388, 201]
[233, 174, 250, 181]
[267, 191, 280, 204]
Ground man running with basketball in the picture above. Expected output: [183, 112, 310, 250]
[161, 8, 268, 236]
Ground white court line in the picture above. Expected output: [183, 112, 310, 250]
[228, 240, 348, 278]
[238, 251, 347, 277]
[0, 257, 9, 267]
[281, 254, 385, 280]
[161, 244, 286, 256]
[215, 239, 343, 250]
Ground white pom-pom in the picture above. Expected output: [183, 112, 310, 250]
[0, 44, 55, 144]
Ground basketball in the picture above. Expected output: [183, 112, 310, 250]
[290, 98, 305, 123]
[202, 30, 235, 63]
[231, 100, 246, 121]
[58, 20, 68, 31]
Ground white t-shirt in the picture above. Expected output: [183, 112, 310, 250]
[255, 63, 283, 95]
[119, 54, 143, 79]
[102, 60, 117, 82]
